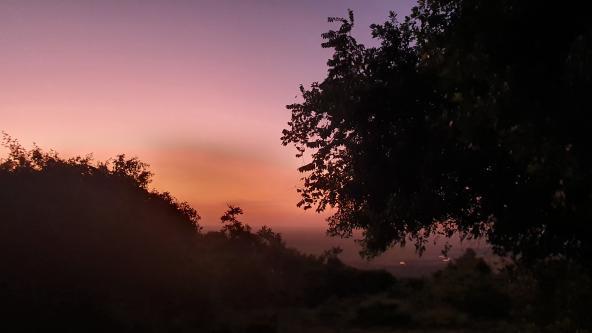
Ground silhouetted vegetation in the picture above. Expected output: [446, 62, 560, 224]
[311, 249, 591, 332]
[0, 138, 592, 332]
[282, 0, 592, 264]
[3, 0, 592, 330]
[3, 137, 591, 331]
[0, 137, 396, 332]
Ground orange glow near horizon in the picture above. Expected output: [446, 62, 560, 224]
[143, 143, 334, 229]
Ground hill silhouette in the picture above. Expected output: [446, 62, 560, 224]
[0, 136, 394, 332]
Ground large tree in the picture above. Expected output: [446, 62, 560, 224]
[282, 0, 592, 262]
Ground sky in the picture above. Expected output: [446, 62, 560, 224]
[1, 0, 416, 231]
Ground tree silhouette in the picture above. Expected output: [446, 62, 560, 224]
[282, 1, 592, 263]
[220, 204, 251, 238]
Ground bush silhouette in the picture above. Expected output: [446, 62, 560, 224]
[0, 136, 208, 331]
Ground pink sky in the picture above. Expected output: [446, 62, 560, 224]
[1, 0, 415, 230]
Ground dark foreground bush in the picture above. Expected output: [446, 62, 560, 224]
[352, 301, 413, 328]
[391, 249, 592, 331]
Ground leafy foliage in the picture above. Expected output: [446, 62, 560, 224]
[282, 0, 592, 262]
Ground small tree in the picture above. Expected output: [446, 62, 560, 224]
[220, 205, 251, 239]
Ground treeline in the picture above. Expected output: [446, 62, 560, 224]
[2, 137, 592, 331]
[0, 137, 393, 332]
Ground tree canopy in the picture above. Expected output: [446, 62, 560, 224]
[282, 0, 592, 262]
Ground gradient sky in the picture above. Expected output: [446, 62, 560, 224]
[1, 0, 416, 230]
